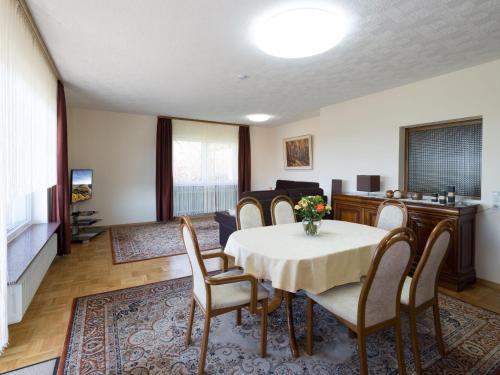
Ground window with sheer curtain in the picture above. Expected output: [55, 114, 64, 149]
[1, 1, 57, 217]
[1, 0, 57, 351]
[173, 121, 238, 216]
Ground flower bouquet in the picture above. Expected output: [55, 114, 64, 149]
[294, 195, 331, 236]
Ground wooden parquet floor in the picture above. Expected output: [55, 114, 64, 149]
[0, 229, 223, 372]
[0, 229, 499, 372]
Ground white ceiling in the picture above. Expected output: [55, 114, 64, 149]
[27, 0, 500, 126]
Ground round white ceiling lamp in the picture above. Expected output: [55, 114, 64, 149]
[255, 7, 348, 58]
[246, 113, 272, 123]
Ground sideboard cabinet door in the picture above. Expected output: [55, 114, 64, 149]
[364, 208, 378, 227]
[334, 203, 362, 224]
[408, 213, 454, 275]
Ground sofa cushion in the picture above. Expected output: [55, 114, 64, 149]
[286, 187, 325, 203]
[242, 189, 287, 200]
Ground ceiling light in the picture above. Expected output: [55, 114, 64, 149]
[247, 114, 272, 122]
[255, 8, 348, 58]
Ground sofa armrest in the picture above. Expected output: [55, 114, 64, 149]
[214, 211, 237, 247]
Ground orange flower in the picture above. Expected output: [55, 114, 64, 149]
[315, 203, 325, 213]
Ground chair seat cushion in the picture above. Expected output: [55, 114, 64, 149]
[306, 282, 362, 325]
[400, 276, 412, 306]
[203, 269, 269, 310]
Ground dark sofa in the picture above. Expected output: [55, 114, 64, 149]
[215, 180, 326, 247]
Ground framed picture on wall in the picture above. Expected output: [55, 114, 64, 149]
[283, 134, 313, 169]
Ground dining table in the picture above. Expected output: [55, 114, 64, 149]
[224, 219, 389, 357]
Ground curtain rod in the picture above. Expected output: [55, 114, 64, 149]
[158, 115, 248, 128]
[17, 0, 61, 80]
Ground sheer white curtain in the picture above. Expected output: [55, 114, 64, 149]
[0, 128, 7, 353]
[1, 1, 57, 203]
[0, 0, 57, 352]
[173, 121, 238, 216]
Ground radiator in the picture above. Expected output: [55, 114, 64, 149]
[7, 234, 57, 324]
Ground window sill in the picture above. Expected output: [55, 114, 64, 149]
[7, 222, 33, 244]
[7, 222, 60, 285]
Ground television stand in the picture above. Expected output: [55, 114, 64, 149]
[71, 210, 107, 243]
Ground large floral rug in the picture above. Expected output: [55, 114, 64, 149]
[110, 218, 220, 264]
[59, 276, 500, 374]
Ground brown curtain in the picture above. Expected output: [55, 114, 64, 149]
[53, 81, 72, 255]
[156, 118, 173, 221]
[238, 126, 251, 198]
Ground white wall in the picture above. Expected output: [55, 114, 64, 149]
[68, 108, 157, 225]
[251, 116, 320, 190]
[252, 59, 500, 284]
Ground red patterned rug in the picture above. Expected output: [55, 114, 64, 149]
[59, 276, 500, 374]
[110, 218, 220, 264]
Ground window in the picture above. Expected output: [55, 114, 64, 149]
[1, 0, 57, 240]
[173, 121, 238, 216]
[1, 0, 57, 351]
[404, 118, 482, 198]
[6, 195, 32, 240]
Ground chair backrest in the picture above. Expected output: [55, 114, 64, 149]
[359, 227, 416, 328]
[410, 219, 453, 307]
[242, 189, 288, 225]
[180, 216, 208, 304]
[236, 197, 265, 230]
[375, 199, 408, 231]
[271, 195, 296, 225]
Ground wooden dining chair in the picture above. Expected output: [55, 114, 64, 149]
[180, 216, 269, 374]
[375, 199, 409, 231]
[400, 219, 453, 374]
[271, 195, 296, 225]
[305, 227, 416, 375]
[236, 196, 265, 230]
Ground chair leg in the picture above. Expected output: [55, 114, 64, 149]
[395, 319, 407, 375]
[433, 302, 445, 356]
[357, 333, 368, 375]
[236, 308, 242, 326]
[306, 297, 314, 355]
[409, 311, 421, 374]
[284, 291, 299, 358]
[186, 297, 196, 345]
[260, 299, 268, 357]
[198, 314, 211, 375]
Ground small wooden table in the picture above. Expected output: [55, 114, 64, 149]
[224, 220, 388, 357]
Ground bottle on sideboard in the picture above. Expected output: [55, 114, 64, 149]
[439, 191, 447, 204]
[447, 186, 456, 204]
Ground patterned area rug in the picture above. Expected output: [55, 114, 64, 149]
[110, 218, 220, 264]
[60, 276, 500, 374]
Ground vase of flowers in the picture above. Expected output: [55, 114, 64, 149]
[294, 195, 331, 236]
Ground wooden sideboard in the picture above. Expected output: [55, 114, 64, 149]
[332, 193, 478, 291]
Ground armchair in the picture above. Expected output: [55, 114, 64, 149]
[180, 216, 269, 374]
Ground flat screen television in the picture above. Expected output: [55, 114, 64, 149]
[71, 169, 93, 203]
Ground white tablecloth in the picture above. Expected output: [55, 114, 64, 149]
[224, 220, 388, 294]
